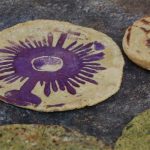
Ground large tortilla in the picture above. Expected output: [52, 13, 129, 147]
[0, 124, 112, 150]
[115, 109, 150, 150]
[123, 16, 150, 70]
[0, 20, 124, 111]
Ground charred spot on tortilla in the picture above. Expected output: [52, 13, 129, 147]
[141, 19, 150, 25]
[126, 26, 132, 46]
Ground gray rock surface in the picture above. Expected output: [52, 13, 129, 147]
[0, 0, 150, 146]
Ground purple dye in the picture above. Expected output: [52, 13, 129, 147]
[0, 32, 106, 106]
[94, 41, 105, 50]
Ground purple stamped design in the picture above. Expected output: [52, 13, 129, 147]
[0, 33, 106, 106]
[94, 41, 105, 50]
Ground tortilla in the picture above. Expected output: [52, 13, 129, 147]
[123, 16, 150, 70]
[0, 124, 112, 150]
[115, 109, 150, 150]
[0, 20, 124, 111]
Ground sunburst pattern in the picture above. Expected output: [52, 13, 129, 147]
[0, 33, 106, 106]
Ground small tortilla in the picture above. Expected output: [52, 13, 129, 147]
[0, 124, 112, 150]
[0, 20, 124, 111]
[115, 109, 150, 150]
[123, 16, 150, 70]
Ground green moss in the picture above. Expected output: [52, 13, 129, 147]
[115, 109, 150, 150]
[0, 124, 112, 150]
